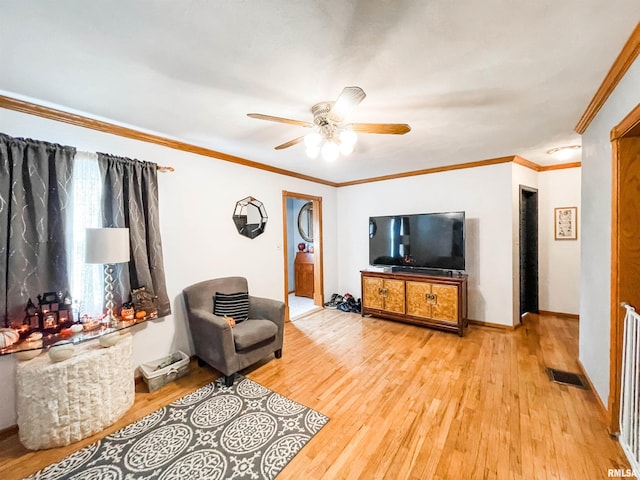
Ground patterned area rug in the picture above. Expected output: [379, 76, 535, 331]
[26, 375, 329, 480]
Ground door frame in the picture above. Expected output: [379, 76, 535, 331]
[281, 191, 324, 320]
[519, 185, 539, 316]
[608, 102, 640, 433]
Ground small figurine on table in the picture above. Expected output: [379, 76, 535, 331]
[131, 286, 158, 320]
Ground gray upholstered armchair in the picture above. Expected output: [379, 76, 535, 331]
[183, 277, 285, 386]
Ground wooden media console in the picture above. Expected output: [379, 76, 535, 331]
[361, 269, 468, 336]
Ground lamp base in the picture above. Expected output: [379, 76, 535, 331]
[103, 264, 118, 327]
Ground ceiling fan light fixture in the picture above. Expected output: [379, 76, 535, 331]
[304, 131, 322, 148]
[248, 86, 410, 159]
[321, 141, 340, 162]
[305, 145, 320, 159]
[339, 129, 357, 146]
[339, 141, 354, 156]
[546, 145, 581, 160]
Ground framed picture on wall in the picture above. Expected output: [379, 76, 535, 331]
[554, 206, 578, 240]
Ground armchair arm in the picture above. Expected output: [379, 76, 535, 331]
[188, 308, 231, 332]
[186, 308, 238, 371]
[248, 296, 285, 327]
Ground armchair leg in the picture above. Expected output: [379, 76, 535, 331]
[275, 349, 282, 359]
[224, 374, 235, 387]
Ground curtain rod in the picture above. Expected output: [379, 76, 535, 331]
[77, 149, 174, 172]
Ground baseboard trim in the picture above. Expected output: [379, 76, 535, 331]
[0, 424, 18, 441]
[468, 319, 518, 331]
[577, 358, 612, 433]
[539, 310, 579, 320]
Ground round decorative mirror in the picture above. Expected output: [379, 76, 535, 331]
[297, 201, 314, 242]
[233, 196, 268, 239]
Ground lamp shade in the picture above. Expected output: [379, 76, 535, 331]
[85, 228, 130, 264]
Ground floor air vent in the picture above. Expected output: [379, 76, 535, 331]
[546, 368, 589, 389]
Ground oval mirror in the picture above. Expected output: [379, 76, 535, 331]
[233, 196, 268, 239]
[297, 201, 314, 242]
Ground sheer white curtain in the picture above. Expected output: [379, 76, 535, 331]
[68, 151, 103, 317]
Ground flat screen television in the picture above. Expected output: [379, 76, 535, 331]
[368, 211, 465, 272]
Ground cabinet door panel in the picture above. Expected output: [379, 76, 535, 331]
[406, 281, 432, 318]
[363, 277, 384, 310]
[431, 284, 458, 322]
[384, 279, 405, 314]
[296, 264, 314, 298]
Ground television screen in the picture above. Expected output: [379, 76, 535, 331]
[368, 212, 465, 271]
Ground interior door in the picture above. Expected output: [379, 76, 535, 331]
[282, 191, 324, 319]
[610, 115, 640, 433]
[519, 186, 539, 315]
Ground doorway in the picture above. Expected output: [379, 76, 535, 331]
[282, 191, 324, 320]
[519, 186, 539, 316]
[608, 103, 640, 434]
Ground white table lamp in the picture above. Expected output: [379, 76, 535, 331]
[85, 228, 130, 324]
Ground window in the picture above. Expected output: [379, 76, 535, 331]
[1, 134, 170, 328]
[68, 152, 103, 317]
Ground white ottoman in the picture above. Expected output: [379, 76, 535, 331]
[16, 332, 134, 450]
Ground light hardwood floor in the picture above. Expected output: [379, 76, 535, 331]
[0, 310, 631, 479]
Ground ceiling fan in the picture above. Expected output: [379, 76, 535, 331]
[247, 86, 411, 161]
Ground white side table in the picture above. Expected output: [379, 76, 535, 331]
[16, 332, 134, 450]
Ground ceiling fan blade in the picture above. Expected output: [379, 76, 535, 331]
[275, 136, 305, 150]
[328, 86, 367, 122]
[247, 113, 313, 128]
[349, 123, 411, 135]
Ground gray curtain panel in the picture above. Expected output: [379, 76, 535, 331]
[0, 133, 75, 328]
[97, 153, 171, 317]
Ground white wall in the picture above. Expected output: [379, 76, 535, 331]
[0, 105, 586, 429]
[0, 108, 339, 429]
[336, 163, 515, 326]
[580, 56, 640, 405]
[538, 167, 581, 315]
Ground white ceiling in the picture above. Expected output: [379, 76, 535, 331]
[1, 1, 638, 183]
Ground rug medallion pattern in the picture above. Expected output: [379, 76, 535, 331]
[26, 376, 329, 480]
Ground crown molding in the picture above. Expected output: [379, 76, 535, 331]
[335, 156, 580, 187]
[0, 95, 339, 187]
[512, 156, 581, 172]
[513, 155, 541, 171]
[0, 95, 581, 188]
[610, 101, 640, 140]
[335, 156, 516, 187]
[575, 22, 640, 135]
[538, 161, 581, 172]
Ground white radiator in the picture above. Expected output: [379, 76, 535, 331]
[620, 302, 640, 474]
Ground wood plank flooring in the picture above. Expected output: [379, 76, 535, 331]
[0, 310, 631, 479]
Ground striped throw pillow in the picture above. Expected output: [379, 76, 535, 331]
[213, 292, 249, 323]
